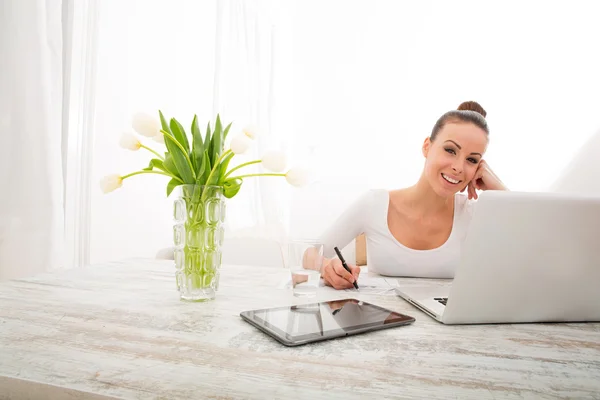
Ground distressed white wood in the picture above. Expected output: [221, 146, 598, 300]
[0, 259, 599, 400]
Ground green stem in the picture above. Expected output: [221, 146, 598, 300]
[225, 173, 285, 181]
[122, 170, 184, 183]
[140, 144, 164, 160]
[223, 160, 261, 179]
[160, 129, 196, 181]
[204, 150, 232, 185]
[201, 150, 233, 202]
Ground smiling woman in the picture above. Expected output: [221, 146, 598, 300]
[317, 101, 508, 290]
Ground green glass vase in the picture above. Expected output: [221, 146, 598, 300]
[173, 185, 226, 301]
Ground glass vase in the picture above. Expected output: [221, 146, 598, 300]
[173, 185, 226, 301]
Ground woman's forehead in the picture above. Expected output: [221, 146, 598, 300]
[437, 122, 488, 150]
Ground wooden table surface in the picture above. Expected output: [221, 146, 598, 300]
[0, 259, 599, 399]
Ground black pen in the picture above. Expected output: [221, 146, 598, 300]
[334, 246, 359, 290]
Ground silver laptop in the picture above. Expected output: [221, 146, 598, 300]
[395, 190, 600, 324]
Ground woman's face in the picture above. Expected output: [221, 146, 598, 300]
[422, 122, 488, 197]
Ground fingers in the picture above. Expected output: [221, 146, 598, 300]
[322, 259, 357, 290]
[476, 167, 485, 185]
[332, 259, 355, 282]
[466, 161, 487, 200]
[323, 263, 351, 289]
[349, 264, 361, 281]
[326, 271, 354, 289]
[469, 181, 479, 200]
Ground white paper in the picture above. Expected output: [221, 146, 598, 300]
[278, 267, 400, 295]
[349, 271, 400, 294]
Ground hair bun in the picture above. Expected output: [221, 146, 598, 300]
[457, 101, 487, 118]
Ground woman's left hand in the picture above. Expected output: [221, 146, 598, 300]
[463, 160, 507, 200]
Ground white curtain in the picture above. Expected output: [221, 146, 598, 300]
[0, 0, 65, 279]
[89, 0, 218, 264]
[213, 0, 293, 240]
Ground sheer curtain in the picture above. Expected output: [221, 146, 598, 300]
[213, 0, 293, 240]
[89, 0, 217, 264]
[0, 0, 65, 279]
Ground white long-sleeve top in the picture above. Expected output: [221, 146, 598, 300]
[318, 189, 475, 278]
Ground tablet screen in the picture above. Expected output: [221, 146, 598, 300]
[241, 299, 414, 344]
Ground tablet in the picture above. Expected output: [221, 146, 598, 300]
[240, 298, 415, 346]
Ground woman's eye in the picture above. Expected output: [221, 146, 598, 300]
[445, 148, 456, 155]
[468, 158, 479, 164]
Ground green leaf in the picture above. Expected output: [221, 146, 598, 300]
[223, 178, 243, 198]
[205, 122, 212, 166]
[164, 132, 195, 184]
[163, 153, 179, 178]
[196, 149, 211, 186]
[143, 158, 167, 172]
[159, 110, 171, 134]
[166, 178, 180, 197]
[223, 122, 232, 142]
[169, 118, 190, 154]
[191, 114, 204, 174]
[218, 152, 235, 183]
[212, 114, 223, 167]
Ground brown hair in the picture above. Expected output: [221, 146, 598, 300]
[430, 101, 489, 141]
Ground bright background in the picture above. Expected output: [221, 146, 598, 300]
[2, 0, 599, 275]
[91, 0, 600, 263]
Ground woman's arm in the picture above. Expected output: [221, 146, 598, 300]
[310, 191, 372, 289]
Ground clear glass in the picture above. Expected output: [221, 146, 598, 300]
[173, 185, 226, 301]
[283, 240, 324, 298]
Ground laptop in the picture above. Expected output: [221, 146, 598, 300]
[395, 190, 600, 324]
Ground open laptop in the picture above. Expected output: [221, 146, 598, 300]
[395, 190, 600, 324]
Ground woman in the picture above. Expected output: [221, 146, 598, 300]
[318, 101, 507, 289]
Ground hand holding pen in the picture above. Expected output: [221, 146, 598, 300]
[320, 246, 361, 290]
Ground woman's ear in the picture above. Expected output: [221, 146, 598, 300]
[422, 137, 431, 157]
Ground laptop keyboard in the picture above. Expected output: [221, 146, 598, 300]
[434, 297, 448, 306]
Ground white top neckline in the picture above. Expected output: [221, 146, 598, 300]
[318, 189, 475, 278]
[383, 190, 459, 253]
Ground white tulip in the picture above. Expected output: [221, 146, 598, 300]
[132, 112, 160, 138]
[119, 132, 141, 151]
[100, 174, 123, 194]
[261, 150, 287, 172]
[242, 124, 260, 139]
[152, 134, 165, 145]
[230, 133, 253, 154]
[285, 168, 310, 187]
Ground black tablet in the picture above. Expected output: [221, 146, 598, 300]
[240, 298, 415, 346]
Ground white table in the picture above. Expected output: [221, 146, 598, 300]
[1, 259, 599, 399]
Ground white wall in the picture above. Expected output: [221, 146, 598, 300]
[550, 130, 600, 196]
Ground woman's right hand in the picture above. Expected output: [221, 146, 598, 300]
[321, 258, 361, 289]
